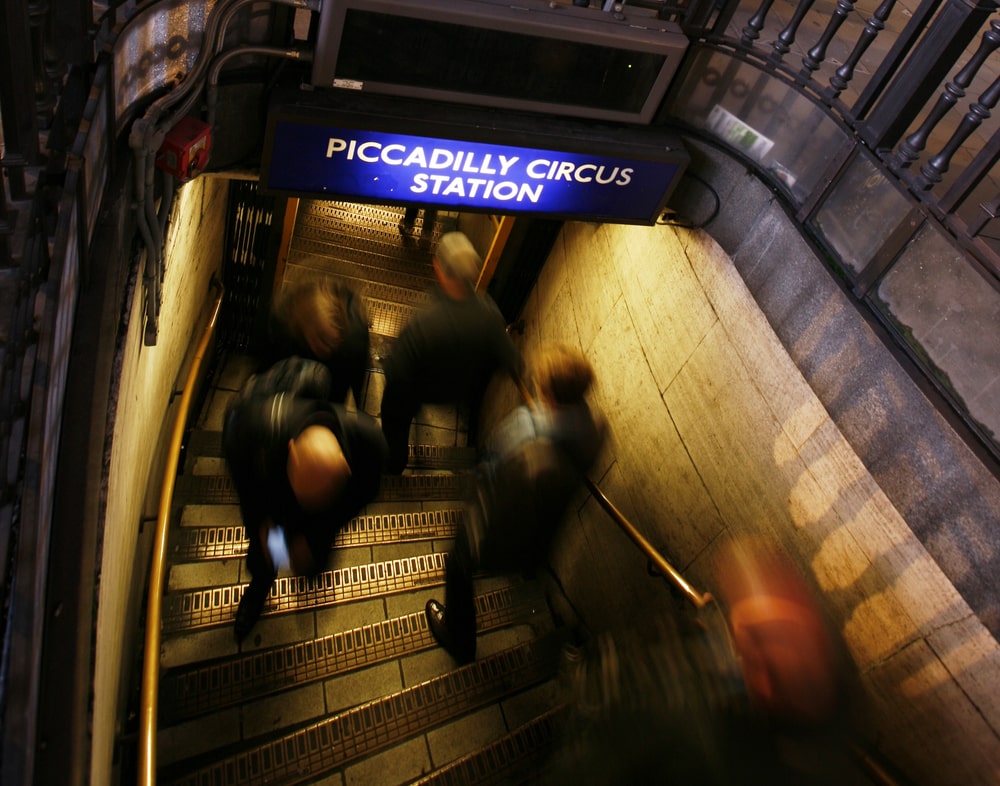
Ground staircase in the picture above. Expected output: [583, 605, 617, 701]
[149, 201, 575, 785]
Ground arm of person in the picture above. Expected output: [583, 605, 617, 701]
[228, 453, 269, 536]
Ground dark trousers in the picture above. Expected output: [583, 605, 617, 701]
[403, 206, 438, 233]
[379, 382, 418, 474]
[224, 408, 277, 589]
[443, 522, 478, 659]
[442, 469, 560, 659]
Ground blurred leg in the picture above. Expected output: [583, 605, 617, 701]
[444, 524, 477, 658]
[380, 381, 417, 474]
[236, 531, 277, 642]
[399, 206, 417, 234]
[426, 521, 477, 663]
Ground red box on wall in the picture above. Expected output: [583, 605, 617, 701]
[156, 116, 212, 181]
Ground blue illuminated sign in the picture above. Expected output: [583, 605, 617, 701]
[265, 121, 683, 222]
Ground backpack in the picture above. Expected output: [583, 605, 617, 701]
[467, 437, 580, 573]
[239, 356, 333, 403]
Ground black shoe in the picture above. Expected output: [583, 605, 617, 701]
[425, 598, 449, 642]
[235, 576, 272, 642]
[425, 599, 475, 664]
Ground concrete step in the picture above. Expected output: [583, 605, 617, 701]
[158, 582, 555, 725]
[157, 627, 570, 785]
[152, 344, 571, 785]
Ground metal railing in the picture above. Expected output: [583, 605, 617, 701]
[670, 0, 1000, 463]
[515, 377, 713, 610]
[583, 477, 714, 609]
[138, 281, 224, 786]
[678, 0, 1000, 281]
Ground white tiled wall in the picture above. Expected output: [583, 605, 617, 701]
[91, 176, 229, 786]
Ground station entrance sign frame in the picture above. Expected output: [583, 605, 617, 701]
[262, 92, 689, 225]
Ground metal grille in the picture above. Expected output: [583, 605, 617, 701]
[171, 524, 247, 561]
[362, 279, 433, 308]
[409, 444, 477, 470]
[302, 199, 404, 232]
[174, 474, 239, 505]
[377, 474, 474, 501]
[337, 508, 462, 546]
[159, 585, 535, 723]
[287, 246, 434, 295]
[219, 181, 276, 351]
[293, 204, 435, 273]
[162, 636, 563, 786]
[366, 297, 419, 340]
[161, 553, 446, 633]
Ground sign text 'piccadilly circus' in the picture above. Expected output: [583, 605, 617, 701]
[264, 121, 686, 222]
[324, 136, 636, 205]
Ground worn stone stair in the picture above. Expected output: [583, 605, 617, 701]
[151, 347, 574, 785]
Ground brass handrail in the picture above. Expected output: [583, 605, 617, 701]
[138, 282, 224, 786]
[583, 477, 713, 610]
[515, 381, 711, 610]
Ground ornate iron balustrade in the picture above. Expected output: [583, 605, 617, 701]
[671, 0, 1000, 461]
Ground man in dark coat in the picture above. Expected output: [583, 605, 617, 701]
[380, 231, 521, 473]
[223, 357, 387, 642]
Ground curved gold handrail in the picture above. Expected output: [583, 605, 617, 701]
[138, 282, 224, 786]
[583, 477, 713, 610]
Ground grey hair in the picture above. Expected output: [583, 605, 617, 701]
[435, 231, 482, 285]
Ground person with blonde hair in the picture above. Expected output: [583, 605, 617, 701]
[267, 277, 370, 408]
[481, 342, 603, 472]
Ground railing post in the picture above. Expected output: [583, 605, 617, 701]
[827, 0, 898, 98]
[916, 74, 1000, 189]
[741, 0, 776, 45]
[858, 0, 999, 152]
[770, 0, 818, 62]
[891, 20, 1000, 171]
[800, 0, 855, 79]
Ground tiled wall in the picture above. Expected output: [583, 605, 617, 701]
[484, 218, 1000, 784]
[91, 177, 228, 785]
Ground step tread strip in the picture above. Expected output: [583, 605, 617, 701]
[171, 508, 463, 561]
[162, 553, 446, 634]
[161, 635, 564, 786]
[159, 584, 545, 723]
[410, 707, 568, 786]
